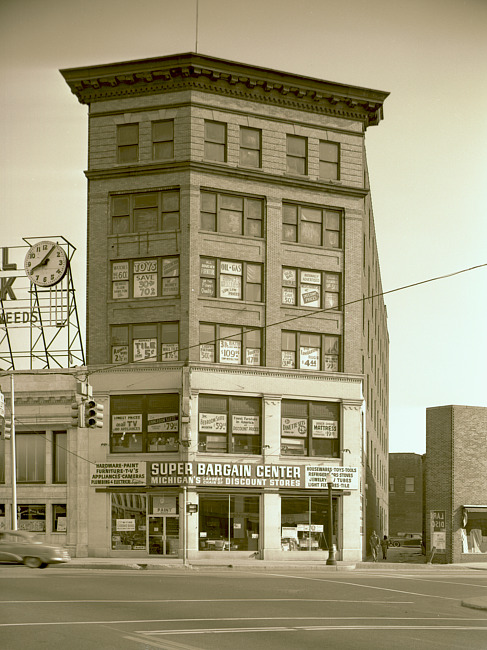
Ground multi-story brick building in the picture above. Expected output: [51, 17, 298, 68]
[388, 453, 423, 537]
[15, 52, 391, 561]
[425, 405, 487, 563]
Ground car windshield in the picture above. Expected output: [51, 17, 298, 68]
[2, 531, 42, 544]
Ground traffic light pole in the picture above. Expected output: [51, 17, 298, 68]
[10, 374, 17, 530]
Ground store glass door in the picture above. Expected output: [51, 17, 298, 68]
[148, 516, 179, 556]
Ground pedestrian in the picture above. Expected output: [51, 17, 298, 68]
[370, 530, 380, 562]
[381, 535, 389, 560]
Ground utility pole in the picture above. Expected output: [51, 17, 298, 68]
[10, 374, 17, 530]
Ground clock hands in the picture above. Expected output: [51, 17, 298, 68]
[31, 245, 56, 272]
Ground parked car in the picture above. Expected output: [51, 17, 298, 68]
[0, 530, 71, 568]
[389, 532, 422, 547]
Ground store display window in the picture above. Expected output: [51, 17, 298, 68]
[17, 505, 46, 532]
[199, 494, 259, 551]
[111, 493, 147, 551]
[281, 496, 336, 551]
[462, 509, 487, 554]
[110, 393, 179, 453]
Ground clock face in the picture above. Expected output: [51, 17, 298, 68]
[24, 241, 68, 287]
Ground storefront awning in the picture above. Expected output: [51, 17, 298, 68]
[463, 506, 487, 513]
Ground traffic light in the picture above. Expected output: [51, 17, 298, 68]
[71, 401, 84, 428]
[84, 400, 104, 428]
[1, 418, 12, 439]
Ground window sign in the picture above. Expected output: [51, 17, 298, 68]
[116, 519, 136, 531]
[56, 516, 67, 532]
[246, 348, 260, 366]
[133, 259, 157, 273]
[282, 287, 295, 305]
[281, 351, 295, 368]
[220, 339, 241, 364]
[162, 277, 178, 295]
[200, 258, 216, 277]
[148, 413, 179, 432]
[153, 496, 177, 514]
[326, 274, 339, 292]
[220, 274, 242, 299]
[199, 413, 227, 433]
[113, 281, 129, 299]
[282, 268, 296, 285]
[312, 420, 338, 438]
[300, 346, 319, 369]
[300, 271, 321, 285]
[134, 338, 157, 361]
[112, 345, 128, 363]
[112, 262, 129, 280]
[134, 273, 157, 297]
[300, 285, 321, 307]
[200, 344, 215, 362]
[162, 258, 179, 276]
[200, 279, 215, 296]
[220, 261, 242, 275]
[112, 414, 143, 433]
[232, 415, 260, 435]
[161, 343, 178, 360]
[282, 418, 308, 437]
[324, 355, 339, 372]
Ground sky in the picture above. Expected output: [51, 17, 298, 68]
[1, 0, 486, 454]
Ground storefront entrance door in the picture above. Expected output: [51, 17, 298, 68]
[148, 516, 179, 556]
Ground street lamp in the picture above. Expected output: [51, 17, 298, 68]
[326, 472, 337, 565]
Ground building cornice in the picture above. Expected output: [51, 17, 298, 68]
[85, 160, 369, 198]
[61, 52, 388, 128]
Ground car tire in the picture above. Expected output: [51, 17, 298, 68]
[23, 556, 43, 569]
[393, 541, 400, 547]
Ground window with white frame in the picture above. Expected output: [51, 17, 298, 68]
[319, 140, 340, 180]
[111, 190, 180, 235]
[112, 256, 179, 299]
[199, 323, 262, 366]
[282, 203, 342, 248]
[281, 331, 340, 372]
[198, 394, 262, 454]
[281, 400, 340, 457]
[282, 267, 340, 310]
[110, 322, 179, 364]
[200, 258, 262, 302]
[200, 191, 263, 238]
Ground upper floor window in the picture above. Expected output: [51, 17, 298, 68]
[405, 477, 415, 492]
[198, 394, 262, 454]
[200, 258, 263, 302]
[389, 477, 395, 492]
[282, 267, 341, 310]
[200, 323, 262, 366]
[112, 256, 179, 300]
[205, 120, 227, 162]
[111, 190, 179, 235]
[110, 393, 180, 453]
[117, 124, 139, 163]
[200, 191, 263, 238]
[281, 331, 340, 372]
[282, 203, 341, 248]
[110, 322, 179, 364]
[152, 120, 174, 160]
[53, 432, 67, 484]
[16, 433, 45, 483]
[240, 127, 261, 168]
[319, 140, 340, 180]
[286, 134, 307, 175]
[281, 399, 340, 457]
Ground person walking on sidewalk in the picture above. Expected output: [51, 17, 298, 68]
[370, 530, 380, 562]
[381, 535, 389, 560]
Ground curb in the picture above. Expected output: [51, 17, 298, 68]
[461, 598, 487, 612]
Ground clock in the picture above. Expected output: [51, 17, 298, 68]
[24, 240, 68, 287]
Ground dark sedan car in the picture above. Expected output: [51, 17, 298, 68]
[0, 530, 71, 568]
[389, 532, 423, 547]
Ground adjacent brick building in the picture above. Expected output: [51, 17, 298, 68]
[388, 453, 423, 536]
[425, 405, 487, 563]
[1, 53, 390, 560]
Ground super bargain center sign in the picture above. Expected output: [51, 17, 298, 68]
[148, 462, 359, 489]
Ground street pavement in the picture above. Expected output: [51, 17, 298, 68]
[2, 560, 487, 650]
